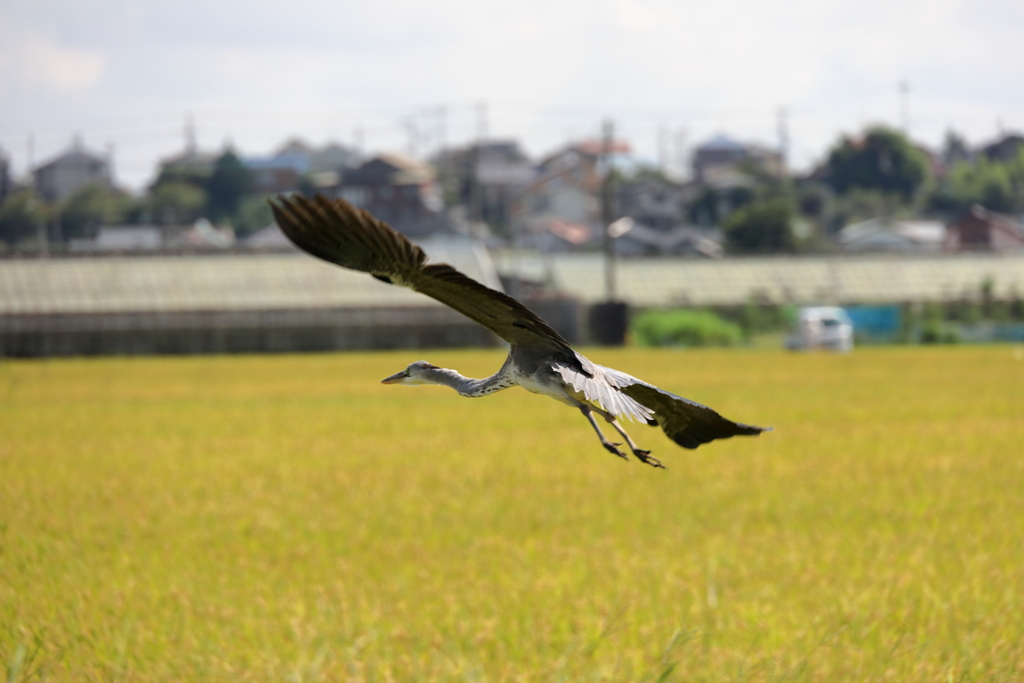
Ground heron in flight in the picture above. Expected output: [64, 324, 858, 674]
[270, 194, 770, 469]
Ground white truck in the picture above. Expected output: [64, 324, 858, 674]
[786, 306, 854, 352]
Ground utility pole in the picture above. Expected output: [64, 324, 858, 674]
[24, 133, 44, 256]
[899, 81, 910, 133]
[405, 118, 418, 158]
[416, 111, 430, 154]
[106, 141, 116, 188]
[674, 127, 688, 181]
[657, 124, 669, 176]
[469, 103, 486, 226]
[476, 101, 488, 142]
[184, 113, 196, 154]
[353, 125, 364, 155]
[588, 118, 628, 346]
[437, 105, 447, 154]
[601, 118, 616, 302]
[26, 133, 34, 186]
[777, 107, 789, 174]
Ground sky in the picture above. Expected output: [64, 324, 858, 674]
[2, 0, 1023, 191]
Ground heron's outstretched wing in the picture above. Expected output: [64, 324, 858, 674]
[552, 357, 767, 447]
[270, 193, 572, 351]
[551, 360, 654, 423]
[620, 381, 771, 449]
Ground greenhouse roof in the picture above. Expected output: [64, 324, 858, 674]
[4, 248, 1023, 316]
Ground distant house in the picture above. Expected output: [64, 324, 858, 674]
[316, 154, 444, 237]
[66, 220, 237, 252]
[436, 140, 534, 231]
[684, 135, 784, 228]
[614, 221, 724, 257]
[980, 134, 1024, 163]
[692, 135, 784, 182]
[612, 175, 722, 255]
[945, 205, 1024, 252]
[243, 223, 293, 249]
[68, 225, 162, 252]
[96, 226, 162, 250]
[247, 139, 363, 194]
[245, 154, 307, 194]
[838, 218, 947, 252]
[174, 218, 235, 249]
[33, 140, 112, 202]
[522, 215, 595, 252]
[513, 140, 629, 250]
[274, 139, 361, 173]
[618, 176, 686, 231]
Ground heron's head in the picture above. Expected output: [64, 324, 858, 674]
[381, 360, 439, 386]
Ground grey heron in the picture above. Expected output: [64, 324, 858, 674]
[270, 194, 770, 469]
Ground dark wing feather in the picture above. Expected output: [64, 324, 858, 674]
[270, 192, 427, 280]
[620, 382, 771, 449]
[270, 193, 572, 351]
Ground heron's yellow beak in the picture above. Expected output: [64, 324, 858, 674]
[381, 370, 408, 384]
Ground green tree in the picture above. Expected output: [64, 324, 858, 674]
[723, 198, 796, 253]
[0, 189, 49, 245]
[950, 156, 1014, 212]
[234, 195, 275, 237]
[827, 187, 914, 233]
[207, 150, 254, 223]
[58, 182, 137, 239]
[931, 146, 1024, 214]
[686, 185, 755, 227]
[152, 159, 212, 189]
[624, 163, 674, 183]
[149, 181, 208, 226]
[825, 126, 931, 200]
[942, 130, 971, 167]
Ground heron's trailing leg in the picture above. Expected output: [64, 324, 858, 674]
[578, 406, 666, 468]
[593, 406, 667, 469]
[579, 406, 630, 461]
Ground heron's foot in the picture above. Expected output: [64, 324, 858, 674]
[602, 441, 630, 461]
[632, 449, 666, 469]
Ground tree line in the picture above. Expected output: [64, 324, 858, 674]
[718, 126, 1024, 253]
[0, 149, 273, 247]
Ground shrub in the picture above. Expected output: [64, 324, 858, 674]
[723, 198, 797, 253]
[632, 309, 743, 348]
[738, 302, 795, 338]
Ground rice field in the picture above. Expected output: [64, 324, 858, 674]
[2, 346, 1023, 682]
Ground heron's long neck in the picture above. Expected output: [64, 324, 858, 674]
[422, 365, 517, 398]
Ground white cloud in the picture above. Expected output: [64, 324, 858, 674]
[1, 0, 1022, 188]
[0, 14, 107, 96]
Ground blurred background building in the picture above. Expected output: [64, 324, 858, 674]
[4, 115, 1024, 356]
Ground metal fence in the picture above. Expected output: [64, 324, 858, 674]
[4, 250, 1024, 357]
